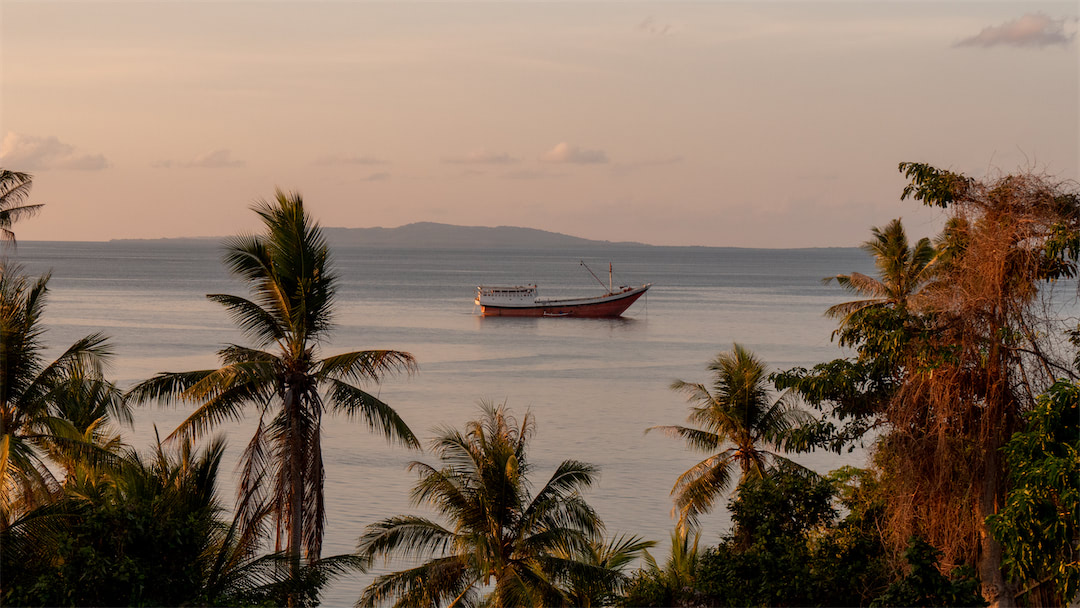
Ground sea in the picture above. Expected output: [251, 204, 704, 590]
[8, 240, 1031, 606]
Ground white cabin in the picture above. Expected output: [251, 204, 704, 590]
[475, 285, 538, 306]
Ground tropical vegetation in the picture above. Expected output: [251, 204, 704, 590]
[128, 190, 419, 595]
[0, 262, 115, 526]
[0, 169, 44, 244]
[648, 343, 809, 530]
[357, 402, 613, 608]
[1, 165, 1077, 607]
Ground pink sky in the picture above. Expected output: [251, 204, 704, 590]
[2, 1, 1076, 247]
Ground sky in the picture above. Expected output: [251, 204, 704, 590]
[1, 1, 1077, 247]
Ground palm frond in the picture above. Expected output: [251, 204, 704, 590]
[358, 515, 460, 561]
[645, 425, 721, 452]
[207, 294, 285, 347]
[324, 379, 419, 448]
[671, 451, 737, 531]
[126, 369, 217, 405]
[357, 555, 473, 608]
[318, 349, 418, 384]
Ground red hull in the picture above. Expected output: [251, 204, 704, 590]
[479, 287, 648, 318]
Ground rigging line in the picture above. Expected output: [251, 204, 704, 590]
[580, 260, 610, 292]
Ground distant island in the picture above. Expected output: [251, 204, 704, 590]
[113, 222, 652, 250]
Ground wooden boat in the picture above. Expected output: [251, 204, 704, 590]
[475, 263, 651, 318]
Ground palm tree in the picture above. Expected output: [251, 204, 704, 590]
[823, 218, 936, 324]
[0, 262, 113, 526]
[357, 402, 606, 608]
[128, 190, 418, 592]
[4, 429, 362, 606]
[640, 528, 703, 602]
[40, 370, 132, 480]
[0, 170, 44, 244]
[649, 344, 808, 531]
[556, 533, 655, 607]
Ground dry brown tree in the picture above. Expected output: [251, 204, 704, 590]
[876, 163, 1079, 607]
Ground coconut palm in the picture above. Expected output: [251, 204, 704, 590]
[641, 528, 703, 599]
[34, 366, 132, 480]
[4, 429, 363, 606]
[649, 344, 808, 531]
[128, 190, 418, 592]
[357, 402, 606, 608]
[0, 262, 113, 526]
[0, 170, 44, 244]
[823, 218, 936, 324]
[556, 533, 656, 607]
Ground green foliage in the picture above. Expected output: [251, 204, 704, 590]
[687, 464, 890, 607]
[987, 379, 1080, 605]
[870, 537, 987, 608]
[729, 463, 835, 546]
[1, 262, 116, 524]
[0, 169, 45, 243]
[772, 357, 895, 454]
[823, 218, 937, 324]
[1039, 218, 1080, 280]
[622, 529, 703, 608]
[1, 435, 358, 607]
[778, 217, 951, 456]
[650, 344, 810, 530]
[623, 567, 680, 608]
[2, 438, 227, 606]
[898, 162, 974, 209]
[358, 403, 607, 608]
[559, 534, 656, 607]
[128, 190, 418, 575]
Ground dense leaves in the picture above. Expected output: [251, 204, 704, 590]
[1, 263, 116, 525]
[358, 403, 609, 608]
[870, 537, 986, 608]
[987, 379, 1080, 605]
[128, 191, 417, 585]
[649, 344, 809, 530]
[0, 169, 44, 243]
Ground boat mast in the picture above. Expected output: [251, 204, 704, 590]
[580, 260, 610, 293]
[609, 263, 613, 292]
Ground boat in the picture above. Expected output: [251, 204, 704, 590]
[475, 262, 651, 318]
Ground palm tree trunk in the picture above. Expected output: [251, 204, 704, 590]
[286, 386, 304, 607]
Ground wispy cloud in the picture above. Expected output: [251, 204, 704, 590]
[154, 149, 245, 168]
[637, 16, 674, 36]
[0, 132, 109, 170]
[313, 154, 389, 167]
[443, 149, 519, 165]
[539, 142, 609, 165]
[361, 172, 390, 182]
[956, 13, 1076, 48]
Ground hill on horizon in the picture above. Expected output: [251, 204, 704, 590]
[111, 222, 651, 249]
[321, 222, 648, 249]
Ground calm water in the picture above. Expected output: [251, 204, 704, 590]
[14, 241, 880, 605]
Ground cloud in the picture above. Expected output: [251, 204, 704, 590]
[539, 142, 609, 164]
[443, 149, 519, 165]
[361, 172, 391, 182]
[154, 149, 245, 169]
[313, 154, 388, 166]
[0, 132, 109, 170]
[956, 13, 1077, 48]
[637, 17, 673, 36]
